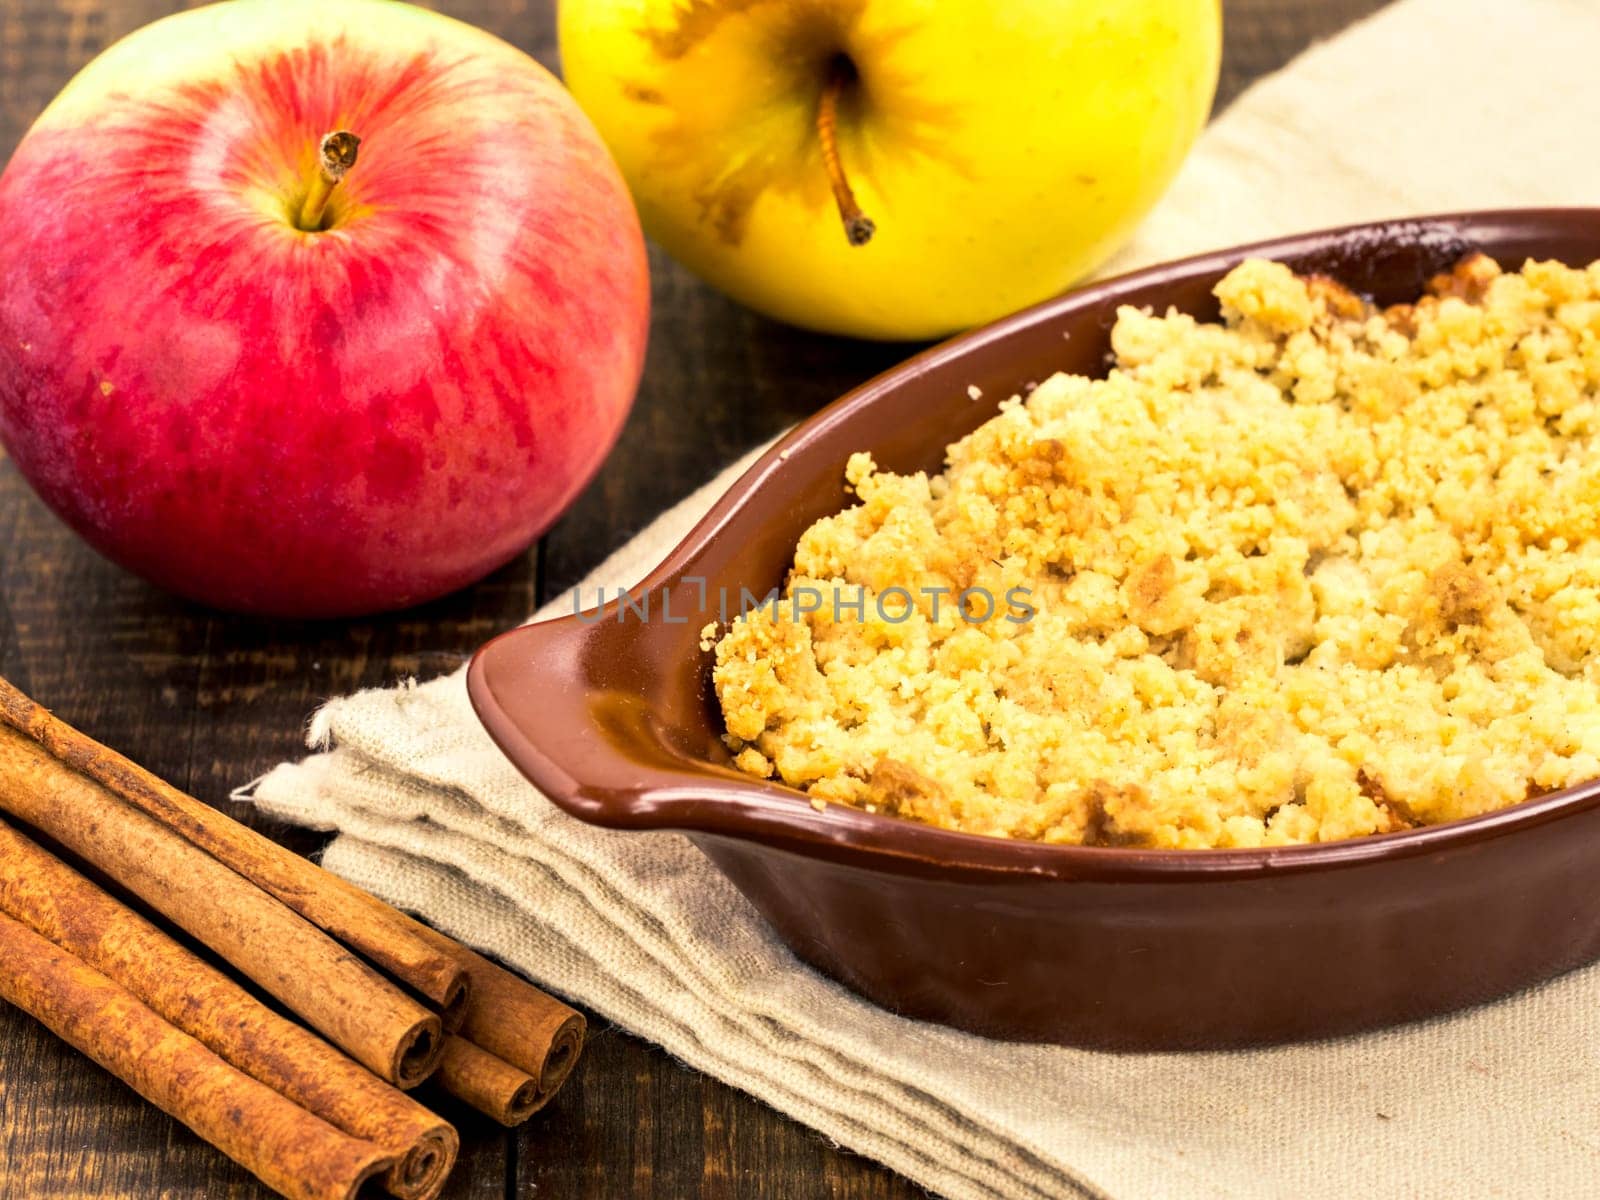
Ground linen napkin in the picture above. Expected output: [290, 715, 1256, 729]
[247, 1, 1600, 1196]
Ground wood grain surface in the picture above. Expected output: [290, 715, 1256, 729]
[0, 1, 1390, 1196]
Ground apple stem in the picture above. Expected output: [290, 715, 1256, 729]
[817, 58, 874, 247]
[296, 131, 362, 232]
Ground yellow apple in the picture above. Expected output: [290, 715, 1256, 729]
[559, 0, 1220, 340]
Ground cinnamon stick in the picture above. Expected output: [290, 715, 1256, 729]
[0, 912, 393, 1200]
[0, 818, 457, 1200]
[0, 724, 442, 1088]
[0, 678, 583, 1099]
[435, 1036, 543, 1126]
[421, 936, 586, 1104]
[0, 678, 470, 1017]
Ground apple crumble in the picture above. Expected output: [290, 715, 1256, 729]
[712, 254, 1600, 848]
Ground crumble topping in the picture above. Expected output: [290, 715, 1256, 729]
[713, 255, 1600, 848]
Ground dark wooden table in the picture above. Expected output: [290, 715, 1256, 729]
[0, 1, 1388, 1195]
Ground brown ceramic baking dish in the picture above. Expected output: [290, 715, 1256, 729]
[469, 209, 1600, 1050]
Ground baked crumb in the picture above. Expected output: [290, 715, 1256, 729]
[714, 254, 1600, 848]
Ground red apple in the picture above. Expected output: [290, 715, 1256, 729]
[0, 0, 649, 616]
